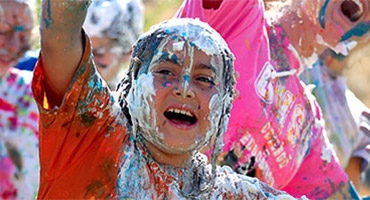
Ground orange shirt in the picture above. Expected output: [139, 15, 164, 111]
[32, 33, 127, 199]
[32, 32, 302, 199]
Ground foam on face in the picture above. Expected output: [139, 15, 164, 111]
[127, 19, 229, 154]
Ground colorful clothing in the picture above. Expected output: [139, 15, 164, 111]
[0, 68, 39, 199]
[15, 49, 39, 71]
[176, 0, 359, 199]
[32, 32, 303, 199]
[300, 59, 370, 170]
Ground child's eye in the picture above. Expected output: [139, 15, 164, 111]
[196, 76, 215, 86]
[155, 69, 174, 76]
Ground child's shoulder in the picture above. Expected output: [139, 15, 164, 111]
[213, 165, 302, 199]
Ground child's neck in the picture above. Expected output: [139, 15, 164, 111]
[142, 139, 194, 168]
[140, 142, 214, 198]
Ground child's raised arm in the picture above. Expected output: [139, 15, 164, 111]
[40, 0, 90, 107]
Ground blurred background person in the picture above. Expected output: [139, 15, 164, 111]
[0, 0, 39, 199]
[343, 38, 370, 196]
[14, 0, 39, 72]
[300, 48, 370, 194]
[83, 0, 144, 90]
[264, 0, 370, 195]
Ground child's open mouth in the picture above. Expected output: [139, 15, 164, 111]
[164, 108, 197, 127]
[341, 0, 363, 22]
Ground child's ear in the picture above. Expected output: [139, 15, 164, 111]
[234, 71, 240, 81]
[232, 71, 240, 102]
[233, 89, 240, 102]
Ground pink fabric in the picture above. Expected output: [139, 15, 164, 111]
[176, 0, 355, 199]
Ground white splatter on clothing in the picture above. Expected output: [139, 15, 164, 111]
[32, 31, 304, 199]
[0, 68, 39, 199]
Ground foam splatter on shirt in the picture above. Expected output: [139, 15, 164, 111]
[32, 31, 304, 199]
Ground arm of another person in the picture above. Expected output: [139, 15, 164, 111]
[346, 156, 364, 189]
[40, 0, 90, 107]
[343, 89, 370, 191]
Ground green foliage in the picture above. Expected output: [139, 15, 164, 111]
[143, 0, 183, 31]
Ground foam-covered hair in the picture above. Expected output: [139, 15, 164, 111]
[84, 0, 144, 54]
[116, 18, 236, 192]
[116, 17, 236, 150]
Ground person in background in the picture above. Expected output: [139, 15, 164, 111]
[265, 0, 370, 195]
[300, 48, 370, 194]
[83, 0, 144, 90]
[176, 0, 370, 198]
[14, 0, 39, 72]
[0, 0, 39, 199]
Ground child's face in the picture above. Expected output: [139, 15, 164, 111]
[149, 39, 224, 152]
[0, 1, 32, 76]
[300, 0, 370, 55]
[127, 35, 226, 164]
[91, 36, 127, 84]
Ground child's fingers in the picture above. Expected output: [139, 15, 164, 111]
[362, 110, 370, 120]
[366, 145, 370, 153]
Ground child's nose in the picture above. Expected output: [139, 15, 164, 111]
[7, 34, 22, 53]
[172, 83, 195, 99]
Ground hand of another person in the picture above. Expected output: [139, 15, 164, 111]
[360, 111, 370, 152]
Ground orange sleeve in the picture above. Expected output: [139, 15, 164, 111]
[33, 30, 128, 199]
